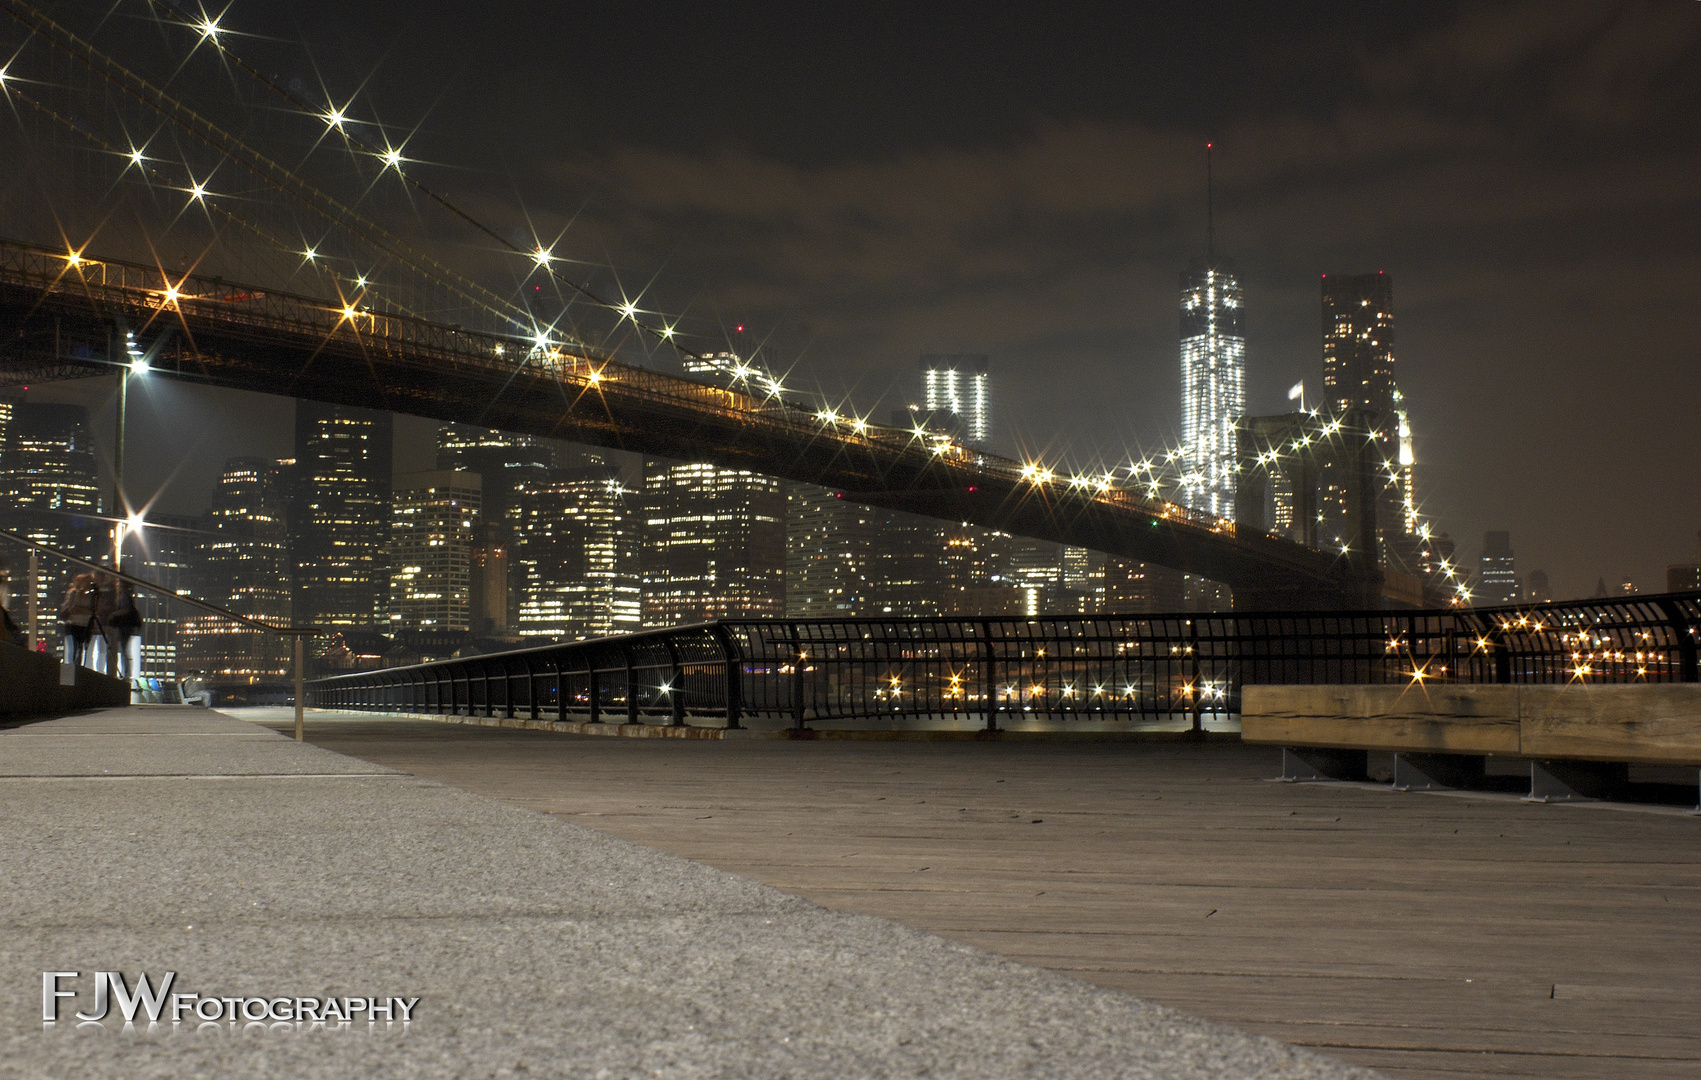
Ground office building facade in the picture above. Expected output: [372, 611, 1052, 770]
[1318, 273, 1413, 572]
[641, 461, 785, 626]
[920, 354, 991, 446]
[1477, 531, 1518, 606]
[515, 467, 641, 641]
[0, 401, 107, 615]
[1179, 260, 1245, 519]
[291, 401, 392, 631]
[179, 457, 293, 687]
[388, 471, 482, 633]
[786, 485, 876, 617]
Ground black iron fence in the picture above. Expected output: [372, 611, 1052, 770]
[310, 592, 1701, 730]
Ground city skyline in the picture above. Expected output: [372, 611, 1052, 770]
[2, 0, 1697, 603]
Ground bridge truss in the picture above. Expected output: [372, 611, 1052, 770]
[0, 237, 1372, 607]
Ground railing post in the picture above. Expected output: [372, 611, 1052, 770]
[293, 633, 305, 742]
[711, 623, 742, 729]
[665, 640, 686, 727]
[26, 548, 38, 650]
[788, 625, 806, 731]
[982, 620, 998, 732]
[623, 643, 639, 725]
[555, 661, 566, 723]
[588, 667, 601, 723]
[1656, 599, 1699, 683]
[1189, 618, 1203, 735]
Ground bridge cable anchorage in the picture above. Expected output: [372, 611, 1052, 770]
[138, 0, 703, 363]
[1, 0, 538, 333]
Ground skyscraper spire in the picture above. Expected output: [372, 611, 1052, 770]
[1178, 140, 1243, 520]
[1206, 141, 1215, 261]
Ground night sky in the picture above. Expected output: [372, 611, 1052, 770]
[8, 0, 1700, 599]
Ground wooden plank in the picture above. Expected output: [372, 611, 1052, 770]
[266, 716, 1701, 1080]
[1520, 685, 1701, 765]
[1241, 685, 1521, 754]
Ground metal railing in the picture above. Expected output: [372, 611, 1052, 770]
[310, 592, 1701, 730]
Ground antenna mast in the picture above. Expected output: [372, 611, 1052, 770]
[1206, 141, 1215, 261]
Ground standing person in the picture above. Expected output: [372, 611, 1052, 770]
[104, 577, 143, 678]
[0, 598, 22, 648]
[91, 571, 120, 674]
[0, 560, 22, 647]
[57, 573, 97, 666]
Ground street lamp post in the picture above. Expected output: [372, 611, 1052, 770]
[113, 359, 128, 567]
[112, 335, 147, 568]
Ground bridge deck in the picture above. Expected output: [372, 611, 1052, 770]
[2, 705, 1363, 1079]
[256, 712, 1701, 1080]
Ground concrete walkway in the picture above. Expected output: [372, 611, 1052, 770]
[0, 707, 1371, 1079]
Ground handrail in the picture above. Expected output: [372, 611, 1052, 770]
[309, 592, 1701, 731]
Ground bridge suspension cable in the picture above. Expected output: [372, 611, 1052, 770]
[139, 0, 709, 363]
[1, 0, 541, 334]
[0, 84, 462, 336]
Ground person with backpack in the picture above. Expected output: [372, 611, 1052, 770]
[57, 573, 97, 666]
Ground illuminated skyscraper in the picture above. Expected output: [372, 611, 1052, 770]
[786, 485, 876, 617]
[1318, 273, 1410, 569]
[1321, 273, 1396, 416]
[436, 424, 598, 630]
[2, 401, 101, 515]
[388, 471, 482, 633]
[1477, 531, 1518, 606]
[515, 467, 641, 641]
[179, 457, 293, 690]
[291, 401, 392, 631]
[1103, 558, 1186, 614]
[1179, 260, 1245, 519]
[920, 355, 990, 446]
[0, 401, 106, 613]
[641, 460, 785, 626]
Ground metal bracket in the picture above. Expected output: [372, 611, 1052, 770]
[1523, 759, 1628, 803]
[1280, 747, 1368, 782]
[1392, 752, 1485, 792]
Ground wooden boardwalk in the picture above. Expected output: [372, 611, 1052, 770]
[264, 714, 1701, 1079]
